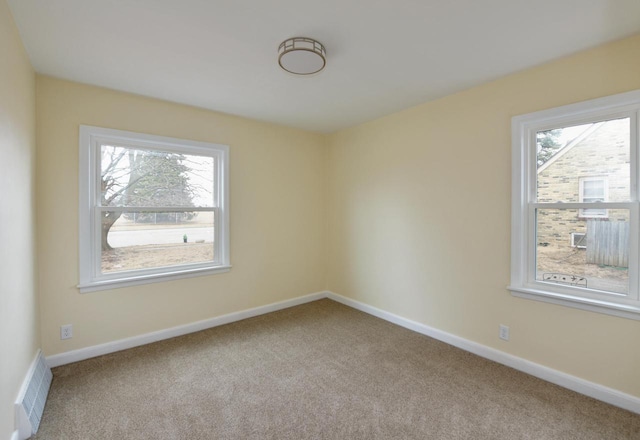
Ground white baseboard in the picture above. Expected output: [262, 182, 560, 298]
[326, 291, 640, 415]
[10, 430, 19, 440]
[46, 291, 326, 368]
[44, 289, 640, 415]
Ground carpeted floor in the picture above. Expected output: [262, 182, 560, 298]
[34, 299, 640, 439]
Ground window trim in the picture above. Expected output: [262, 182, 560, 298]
[570, 232, 586, 249]
[509, 89, 640, 320]
[78, 125, 230, 293]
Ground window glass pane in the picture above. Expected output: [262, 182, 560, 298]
[101, 211, 215, 274]
[536, 208, 629, 295]
[536, 118, 630, 203]
[583, 180, 604, 197]
[101, 145, 215, 207]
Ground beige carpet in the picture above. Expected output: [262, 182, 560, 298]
[34, 299, 640, 439]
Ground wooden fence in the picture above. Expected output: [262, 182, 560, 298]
[586, 220, 629, 268]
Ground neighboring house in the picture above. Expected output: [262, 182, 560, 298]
[536, 118, 630, 249]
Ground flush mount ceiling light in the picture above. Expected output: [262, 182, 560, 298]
[278, 37, 326, 75]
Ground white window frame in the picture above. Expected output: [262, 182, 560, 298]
[78, 126, 230, 293]
[510, 89, 640, 320]
[578, 176, 608, 218]
[570, 232, 587, 249]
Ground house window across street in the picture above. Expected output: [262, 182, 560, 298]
[78, 126, 230, 293]
[510, 89, 640, 319]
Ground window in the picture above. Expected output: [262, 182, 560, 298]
[510, 89, 640, 319]
[570, 232, 586, 249]
[78, 126, 230, 293]
[578, 177, 607, 218]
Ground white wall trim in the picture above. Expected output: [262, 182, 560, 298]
[44, 289, 640, 415]
[46, 291, 326, 368]
[10, 430, 19, 440]
[326, 291, 640, 414]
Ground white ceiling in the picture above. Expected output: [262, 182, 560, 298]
[7, 0, 640, 133]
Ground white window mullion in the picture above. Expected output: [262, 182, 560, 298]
[630, 110, 639, 201]
[527, 204, 537, 286]
[525, 126, 537, 287]
[628, 203, 639, 301]
[527, 127, 538, 203]
[92, 135, 103, 280]
[92, 206, 102, 279]
[212, 207, 220, 265]
[631, 111, 640, 301]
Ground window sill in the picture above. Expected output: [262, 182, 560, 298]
[78, 265, 232, 293]
[508, 285, 640, 321]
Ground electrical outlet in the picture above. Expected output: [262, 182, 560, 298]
[60, 324, 73, 340]
[499, 324, 509, 341]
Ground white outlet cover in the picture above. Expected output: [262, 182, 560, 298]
[499, 324, 510, 341]
[61, 324, 73, 340]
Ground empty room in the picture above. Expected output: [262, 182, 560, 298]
[2, 1, 640, 439]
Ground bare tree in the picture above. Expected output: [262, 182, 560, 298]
[100, 148, 143, 250]
[100, 148, 196, 251]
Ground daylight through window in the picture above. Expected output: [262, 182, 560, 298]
[510, 90, 640, 319]
[79, 126, 230, 292]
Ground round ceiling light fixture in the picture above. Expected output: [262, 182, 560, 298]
[278, 37, 326, 75]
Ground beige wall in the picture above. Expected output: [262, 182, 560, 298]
[36, 77, 327, 356]
[0, 2, 39, 439]
[326, 34, 640, 397]
[12, 14, 640, 432]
